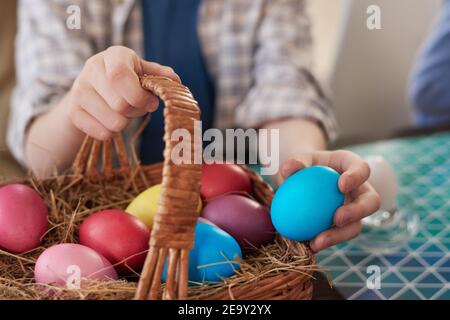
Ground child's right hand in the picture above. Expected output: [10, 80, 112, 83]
[67, 46, 180, 140]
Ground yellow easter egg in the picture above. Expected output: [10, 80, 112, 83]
[126, 184, 203, 228]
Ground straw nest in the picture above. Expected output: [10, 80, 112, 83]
[0, 165, 317, 300]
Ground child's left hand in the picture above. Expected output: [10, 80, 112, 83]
[276, 150, 381, 252]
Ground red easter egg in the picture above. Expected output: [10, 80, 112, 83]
[201, 194, 275, 250]
[200, 164, 252, 201]
[79, 209, 150, 275]
[0, 184, 48, 253]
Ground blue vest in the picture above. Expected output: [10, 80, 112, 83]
[140, 0, 215, 164]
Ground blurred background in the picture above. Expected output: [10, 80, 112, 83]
[310, 0, 441, 139]
[0, 0, 443, 179]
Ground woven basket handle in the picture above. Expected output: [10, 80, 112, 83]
[135, 76, 202, 300]
[71, 76, 202, 300]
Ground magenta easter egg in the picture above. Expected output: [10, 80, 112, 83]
[201, 194, 275, 249]
[0, 184, 48, 253]
[34, 243, 118, 287]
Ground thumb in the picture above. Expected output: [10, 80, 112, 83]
[276, 158, 308, 186]
[139, 59, 181, 83]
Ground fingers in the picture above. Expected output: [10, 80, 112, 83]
[71, 45, 181, 141]
[332, 151, 370, 193]
[310, 221, 362, 252]
[76, 83, 128, 133]
[70, 105, 111, 141]
[275, 158, 308, 186]
[277, 150, 370, 193]
[140, 60, 181, 83]
[334, 182, 381, 227]
[122, 105, 153, 118]
[103, 46, 161, 110]
[85, 55, 158, 115]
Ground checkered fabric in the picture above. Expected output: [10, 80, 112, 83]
[7, 0, 337, 166]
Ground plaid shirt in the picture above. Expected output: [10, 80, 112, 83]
[8, 0, 337, 166]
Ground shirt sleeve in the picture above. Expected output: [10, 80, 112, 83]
[234, 0, 338, 141]
[408, 0, 450, 126]
[7, 0, 105, 166]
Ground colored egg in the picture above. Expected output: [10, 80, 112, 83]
[365, 155, 398, 211]
[200, 164, 252, 201]
[34, 243, 118, 287]
[79, 209, 150, 275]
[201, 194, 275, 249]
[163, 223, 242, 283]
[271, 166, 345, 241]
[126, 184, 203, 228]
[0, 184, 48, 253]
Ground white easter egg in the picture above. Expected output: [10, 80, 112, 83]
[365, 155, 398, 211]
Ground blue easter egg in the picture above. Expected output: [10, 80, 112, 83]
[162, 222, 242, 283]
[270, 166, 345, 241]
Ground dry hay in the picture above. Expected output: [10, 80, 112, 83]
[0, 170, 316, 300]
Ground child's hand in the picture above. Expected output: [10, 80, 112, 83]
[276, 150, 381, 252]
[67, 46, 180, 140]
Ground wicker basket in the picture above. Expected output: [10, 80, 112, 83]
[0, 76, 315, 300]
